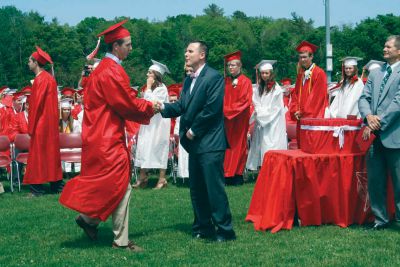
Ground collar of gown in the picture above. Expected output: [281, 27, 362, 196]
[105, 53, 122, 65]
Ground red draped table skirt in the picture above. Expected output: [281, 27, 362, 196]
[245, 149, 395, 233]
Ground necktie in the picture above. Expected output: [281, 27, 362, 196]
[377, 66, 392, 102]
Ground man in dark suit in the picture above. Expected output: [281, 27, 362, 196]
[359, 35, 400, 230]
[160, 41, 236, 241]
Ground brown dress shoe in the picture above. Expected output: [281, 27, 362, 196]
[75, 215, 98, 241]
[112, 240, 144, 252]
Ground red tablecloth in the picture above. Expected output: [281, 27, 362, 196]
[245, 150, 395, 233]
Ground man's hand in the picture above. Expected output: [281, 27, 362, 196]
[366, 114, 381, 131]
[186, 130, 194, 140]
[152, 100, 161, 113]
[362, 126, 372, 140]
[294, 111, 302, 121]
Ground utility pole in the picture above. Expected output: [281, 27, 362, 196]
[325, 0, 332, 82]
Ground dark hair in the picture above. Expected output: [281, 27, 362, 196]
[387, 35, 400, 50]
[258, 70, 275, 97]
[30, 56, 45, 68]
[106, 39, 126, 52]
[189, 40, 208, 60]
[149, 70, 163, 90]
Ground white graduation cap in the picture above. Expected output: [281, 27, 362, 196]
[149, 59, 170, 75]
[256, 60, 277, 71]
[4, 88, 17, 95]
[340, 57, 362, 67]
[60, 98, 72, 109]
[364, 60, 385, 71]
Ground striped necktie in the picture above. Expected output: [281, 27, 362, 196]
[377, 65, 392, 102]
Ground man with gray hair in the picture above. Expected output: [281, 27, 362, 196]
[359, 35, 400, 230]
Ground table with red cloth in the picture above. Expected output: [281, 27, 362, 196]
[245, 149, 395, 233]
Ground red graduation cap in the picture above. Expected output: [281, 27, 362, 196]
[61, 87, 76, 98]
[167, 83, 182, 97]
[21, 86, 32, 95]
[76, 89, 84, 96]
[0, 86, 9, 94]
[280, 78, 292, 86]
[97, 19, 130, 44]
[31, 46, 53, 65]
[296, 41, 318, 54]
[224, 51, 242, 62]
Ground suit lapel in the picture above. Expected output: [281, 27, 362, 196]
[377, 66, 400, 107]
[186, 65, 207, 107]
[181, 77, 192, 108]
[373, 69, 385, 112]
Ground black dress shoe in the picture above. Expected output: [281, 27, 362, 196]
[192, 232, 215, 240]
[75, 215, 98, 240]
[216, 230, 236, 242]
[370, 223, 389, 231]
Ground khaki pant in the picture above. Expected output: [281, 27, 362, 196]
[81, 184, 132, 246]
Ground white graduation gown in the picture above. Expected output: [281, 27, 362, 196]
[135, 85, 171, 169]
[173, 116, 189, 178]
[325, 78, 364, 118]
[246, 84, 288, 171]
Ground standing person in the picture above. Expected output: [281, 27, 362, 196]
[60, 20, 156, 251]
[361, 60, 385, 84]
[325, 57, 364, 118]
[24, 46, 63, 196]
[246, 60, 287, 171]
[289, 41, 327, 146]
[159, 41, 236, 242]
[133, 60, 171, 189]
[358, 35, 400, 230]
[223, 51, 252, 185]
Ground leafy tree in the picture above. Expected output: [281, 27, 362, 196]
[203, 4, 224, 18]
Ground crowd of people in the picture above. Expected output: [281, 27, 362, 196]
[0, 18, 399, 250]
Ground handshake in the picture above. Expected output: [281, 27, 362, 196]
[152, 100, 163, 113]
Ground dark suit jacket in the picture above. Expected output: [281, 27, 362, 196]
[359, 63, 400, 149]
[161, 64, 227, 154]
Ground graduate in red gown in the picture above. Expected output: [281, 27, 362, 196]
[289, 41, 328, 146]
[223, 51, 252, 185]
[24, 46, 63, 196]
[59, 20, 156, 251]
[9, 92, 29, 142]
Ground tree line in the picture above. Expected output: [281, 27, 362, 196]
[0, 4, 399, 89]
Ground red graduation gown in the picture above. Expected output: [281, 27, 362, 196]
[9, 111, 28, 142]
[223, 74, 252, 177]
[60, 58, 154, 221]
[289, 65, 328, 145]
[24, 71, 62, 184]
[71, 104, 82, 120]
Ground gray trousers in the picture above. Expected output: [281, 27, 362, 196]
[367, 138, 400, 224]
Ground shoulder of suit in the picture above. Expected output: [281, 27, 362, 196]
[203, 65, 222, 79]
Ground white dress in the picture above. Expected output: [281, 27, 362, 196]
[246, 84, 288, 171]
[173, 117, 189, 178]
[61, 117, 82, 173]
[325, 78, 364, 118]
[135, 84, 171, 169]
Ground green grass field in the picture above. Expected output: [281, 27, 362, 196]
[1, 175, 399, 267]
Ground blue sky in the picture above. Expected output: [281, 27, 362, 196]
[2, 0, 399, 27]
